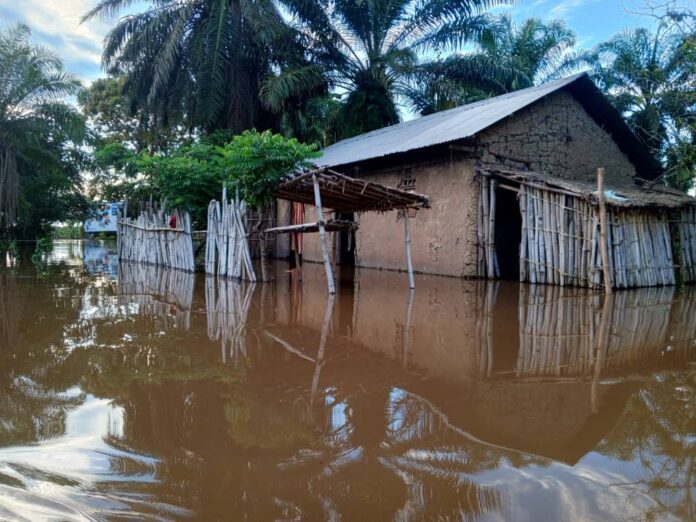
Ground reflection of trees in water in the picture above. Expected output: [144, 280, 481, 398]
[0, 376, 84, 445]
[275, 387, 505, 520]
[3, 261, 696, 519]
[597, 370, 695, 521]
[0, 268, 93, 445]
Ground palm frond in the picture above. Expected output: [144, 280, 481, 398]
[260, 65, 326, 112]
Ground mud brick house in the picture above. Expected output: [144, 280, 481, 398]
[276, 73, 696, 288]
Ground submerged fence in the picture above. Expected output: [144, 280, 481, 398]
[117, 207, 195, 271]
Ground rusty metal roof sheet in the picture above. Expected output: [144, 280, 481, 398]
[480, 167, 696, 209]
[317, 73, 662, 181]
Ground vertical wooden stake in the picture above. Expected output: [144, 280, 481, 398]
[597, 168, 613, 294]
[312, 173, 335, 294]
[404, 210, 415, 289]
[591, 293, 612, 413]
[402, 288, 415, 367]
[488, 178, 497, 278]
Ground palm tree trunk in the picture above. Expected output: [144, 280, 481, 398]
[0, 142, 18, 230]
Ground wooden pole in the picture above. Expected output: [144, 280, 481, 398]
[402, 288, 415, 367]
[591, 293, 612, 413]
[312, 173, 336, 294]
[404, 210, 415, 289]
[597, 168, 613, 294]
[311, 294, 335, 405]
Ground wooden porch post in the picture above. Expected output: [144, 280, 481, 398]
[597, 168, 613, 294]
[404, 210, 415, 289]
[312, 173, 336, 294]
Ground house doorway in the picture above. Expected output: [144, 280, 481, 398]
[338, 211, 356, 266]
[494, 186, 522, 280]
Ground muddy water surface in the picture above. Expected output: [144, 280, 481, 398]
[0, 240, 694, 521]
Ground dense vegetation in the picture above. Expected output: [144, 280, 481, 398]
[0, 2, 693, 237]
[0, 24, 88, 238]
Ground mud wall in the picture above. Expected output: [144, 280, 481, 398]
[294, 161, 481, 277]
[478, 90, 636, 184]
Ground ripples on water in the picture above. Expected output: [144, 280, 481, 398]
[0, 240, 694, 521]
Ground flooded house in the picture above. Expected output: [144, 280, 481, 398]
[277, 72, 696, 288]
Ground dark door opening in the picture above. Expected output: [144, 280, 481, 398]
[338, 211, 355, 266]
[494, 186, 522, 280]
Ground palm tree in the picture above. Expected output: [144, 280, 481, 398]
[0, 24, 85, 230]
[591, 24, 695, 189]
[407, 14, 592, 115]
[83, 0, 308, 133]
[482, 15, 589, 86]
[261, 0, 513, 136]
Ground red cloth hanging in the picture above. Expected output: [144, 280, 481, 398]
[169, 214, 177, 228]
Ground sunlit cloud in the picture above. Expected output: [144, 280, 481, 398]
[0, 0, 125, 84]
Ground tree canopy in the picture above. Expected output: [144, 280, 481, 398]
[591, 17, 695, 189]
[0, 24, 87, 236]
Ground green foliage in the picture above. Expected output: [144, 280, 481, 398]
[83, 0, 307, 133]
[129, 130, 317, 227]
[271, 0, 508, 136]
[53, 222, 83, 239]
[0, 240, 18, 259]
[31, 237, 53, 265]
[138, 141, 227, 226]
[0, 24, 87, 236]
[219, 130, 319, 209]
[591, 18, 696, 190]
[280, 95, 346, 147]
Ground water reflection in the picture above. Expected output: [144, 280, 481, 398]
[0, 247, 693, 521]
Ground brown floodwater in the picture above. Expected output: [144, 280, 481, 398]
[0, 240, 694, 521]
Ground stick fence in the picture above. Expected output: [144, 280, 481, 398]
[205, 188, 256, 281]
[118, 207, 195, 271]
[478, 175, 685, 288]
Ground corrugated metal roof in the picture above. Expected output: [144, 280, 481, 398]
[317, 72, 589, 168]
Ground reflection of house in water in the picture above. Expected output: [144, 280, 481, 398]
[269, 263, 696, 464]
[88, 262, 696, 519]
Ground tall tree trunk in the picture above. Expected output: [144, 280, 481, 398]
[0, 142, 18, 230]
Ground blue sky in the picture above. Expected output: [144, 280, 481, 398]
[0, 0, 687, 84]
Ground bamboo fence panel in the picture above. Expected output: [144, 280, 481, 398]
[117, 206, 195, 271]
[205, 189, 256, 281]
[117, 261, 194, 330]
[515, 185, 676, 288]
[678, 206, 696, 283]
[206, 276, 256, 363]
[478, 177, 500, 278]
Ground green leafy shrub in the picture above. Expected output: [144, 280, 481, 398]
[219, 130, 320, 209]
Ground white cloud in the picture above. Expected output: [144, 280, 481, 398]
[549, 0, 599, 19]
[0, 1, 126, 82]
